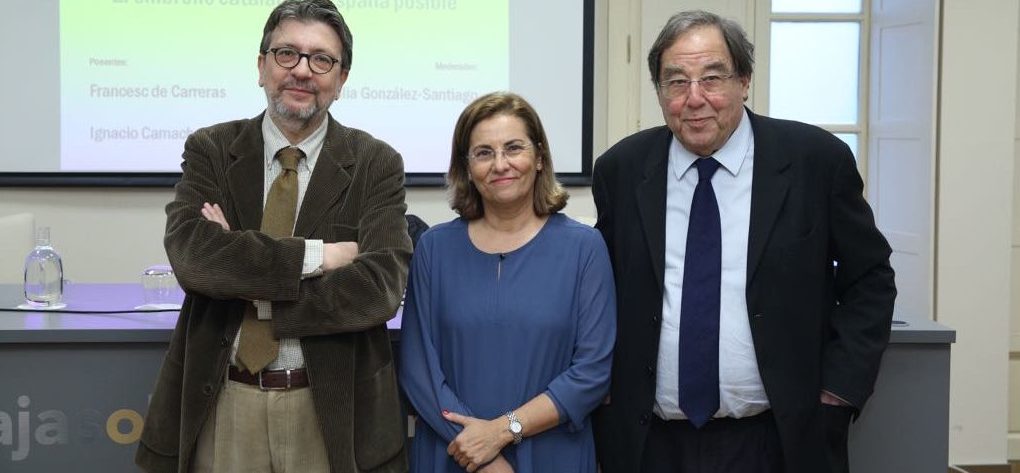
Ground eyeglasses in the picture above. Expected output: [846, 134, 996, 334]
[467, 141, 534, 164]
[658, 74, 734, 99]
[263, 47, 341, 74]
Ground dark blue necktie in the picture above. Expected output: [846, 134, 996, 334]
[678, 157, 721, 428]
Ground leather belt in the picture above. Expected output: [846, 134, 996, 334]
[228, 365, 309, 390]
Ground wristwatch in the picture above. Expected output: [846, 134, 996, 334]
[505, 411, 523, 445]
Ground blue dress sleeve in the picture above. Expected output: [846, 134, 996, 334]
[398, 233, 476, 443]
[544, 231, 617, 432]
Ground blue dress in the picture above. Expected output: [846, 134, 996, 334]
[399, 213, 617, 473]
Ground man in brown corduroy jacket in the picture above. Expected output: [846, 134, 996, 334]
[135, 1, 411, 472]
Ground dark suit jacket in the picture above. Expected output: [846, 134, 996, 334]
[136, 113, 412, 473]
[591, 110, 896, 473]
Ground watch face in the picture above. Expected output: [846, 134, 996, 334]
[509, 420, 523, 434]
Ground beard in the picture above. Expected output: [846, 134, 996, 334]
[268, 78, 323, 122]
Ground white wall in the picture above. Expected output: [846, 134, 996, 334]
[0, 188, 171, 283]
[1011, 0, 1020, 459]
[938, 0, 1017, 465]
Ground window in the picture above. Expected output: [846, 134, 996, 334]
[757, 1, 867, 163]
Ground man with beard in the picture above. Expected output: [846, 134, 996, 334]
[135, 1, 411, 472]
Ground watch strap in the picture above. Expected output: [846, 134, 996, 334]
[505, 411, 523, 445]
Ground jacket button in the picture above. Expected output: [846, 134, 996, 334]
[651, 314, 660, 325]
[639, 413, 650, 425]
[220, 337, 230, 347]
[646, 365, 655, 377]
[202, 384, 213, 396]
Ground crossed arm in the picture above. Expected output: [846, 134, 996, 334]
[200, 202, 358, 271]
[166, 129, 411, 337]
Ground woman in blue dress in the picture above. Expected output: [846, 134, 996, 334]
[399, 92, 616, 473]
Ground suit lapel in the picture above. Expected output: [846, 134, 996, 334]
[636, 129, 672, 289]
[294, 117, 353, 237]
[746, 111, 791, 283]
[225, 115, 267, 232]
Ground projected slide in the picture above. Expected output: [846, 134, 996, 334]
[60, 0, 508, 173]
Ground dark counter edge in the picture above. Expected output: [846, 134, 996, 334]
[889, 318, 956, 344]
[0, 327, 403, 344]
[0, 322, 950, 345]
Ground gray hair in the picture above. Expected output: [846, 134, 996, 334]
[260, 0, 353, 71]
[647, 10, 754, 87]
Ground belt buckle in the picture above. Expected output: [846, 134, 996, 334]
[258, 369, 291, 391]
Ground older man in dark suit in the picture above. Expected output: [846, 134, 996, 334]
[135, 1, 410, 472]
[592, 10, 895, 473]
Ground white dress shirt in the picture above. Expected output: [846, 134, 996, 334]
[654, 109, 770, 420]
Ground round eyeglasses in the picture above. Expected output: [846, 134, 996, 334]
[263, 47, 341, 74]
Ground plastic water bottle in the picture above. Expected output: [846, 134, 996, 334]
[24, 227, 64, 307]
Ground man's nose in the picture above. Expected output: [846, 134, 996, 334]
[684, 83, 708, 106]
[291, 56, 314, 77]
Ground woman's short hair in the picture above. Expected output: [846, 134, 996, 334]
[447, 91, 568, 219]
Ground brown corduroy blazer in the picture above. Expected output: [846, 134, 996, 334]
[136, 113, 411, 473]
